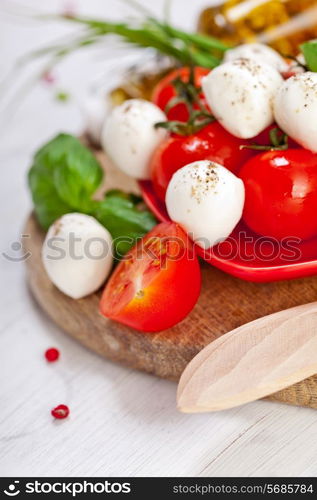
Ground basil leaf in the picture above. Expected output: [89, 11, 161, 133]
[95, 191, 157, 256]
[28, 134, 157, 259]
[301, 40, 317, 72]
[104, 189, 143, 205]
[28, 133, 103, 229]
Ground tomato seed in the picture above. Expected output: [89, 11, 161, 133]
[135, 289, 145, 299]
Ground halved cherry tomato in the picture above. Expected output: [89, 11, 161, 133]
[150, 121, 255, 201]
[240, 149, 317, 240]
[152, 66, 210, 121]
[100, 222, 201, 332]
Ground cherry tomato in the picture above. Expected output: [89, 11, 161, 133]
[150, 121, 255, 201]
[281, 61, 300, 80]
[100, 222, 201, 332]
[152, 66, 210, 121]
[240, 149, 317, 240]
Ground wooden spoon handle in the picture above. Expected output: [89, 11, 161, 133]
[178, 302, 317, 412]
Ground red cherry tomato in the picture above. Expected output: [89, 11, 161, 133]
[100, 222, 201, 332]
[152, 66, 210, 121]
[150, 121, 255, 201]
[281, 61, 300, 80]
[240, 149, 317, 240]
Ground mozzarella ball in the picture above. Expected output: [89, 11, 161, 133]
[166, 160, 245, 249]
[202, 58, 283, 138]
[223, 43, 288, 72]
[101, 99, 168, 179]
[274, 72, 317, 153]
[42, 213, 113, 299]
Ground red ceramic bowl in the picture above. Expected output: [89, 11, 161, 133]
[139, 181, 317, 282]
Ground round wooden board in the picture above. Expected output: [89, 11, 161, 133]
[24, 213, 317, 409]
[23, 144, 317, 409]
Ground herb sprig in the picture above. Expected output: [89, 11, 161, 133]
[25, 14, 228, 71]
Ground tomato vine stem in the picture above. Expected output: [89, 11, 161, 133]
[155, 66, 215, 136]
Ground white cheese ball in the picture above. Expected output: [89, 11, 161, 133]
[274, 72, 317, 153]
[101, 99, 168, 179]
[223, 43, 288, 72]
[166, 160, 245, 249]
[202, 58, 284, 138]
[42, 213, 113, 299]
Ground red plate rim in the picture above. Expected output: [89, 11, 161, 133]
[139, 180, 317, 283]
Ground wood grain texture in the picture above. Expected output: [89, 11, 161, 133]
[177, 303, 317, 412]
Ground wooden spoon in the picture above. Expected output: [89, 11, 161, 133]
[177, 302, 317, 412]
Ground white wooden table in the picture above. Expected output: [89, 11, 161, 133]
[1, 0, 317, 478]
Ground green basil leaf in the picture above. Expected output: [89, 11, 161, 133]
[95, 191, 157, 256]
[28, 167, 73, 230]
[301, 40, 317, 72]
[28, 134, 157, 259]
[28, 133, 103, 229]
[104, 189, 143, 205]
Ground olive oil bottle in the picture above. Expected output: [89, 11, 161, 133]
[198, 0, 317, 55]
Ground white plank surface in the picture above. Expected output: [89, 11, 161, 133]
[1, 0, 317, 478]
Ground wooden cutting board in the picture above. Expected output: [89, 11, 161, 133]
[23, 147, 317, 410]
